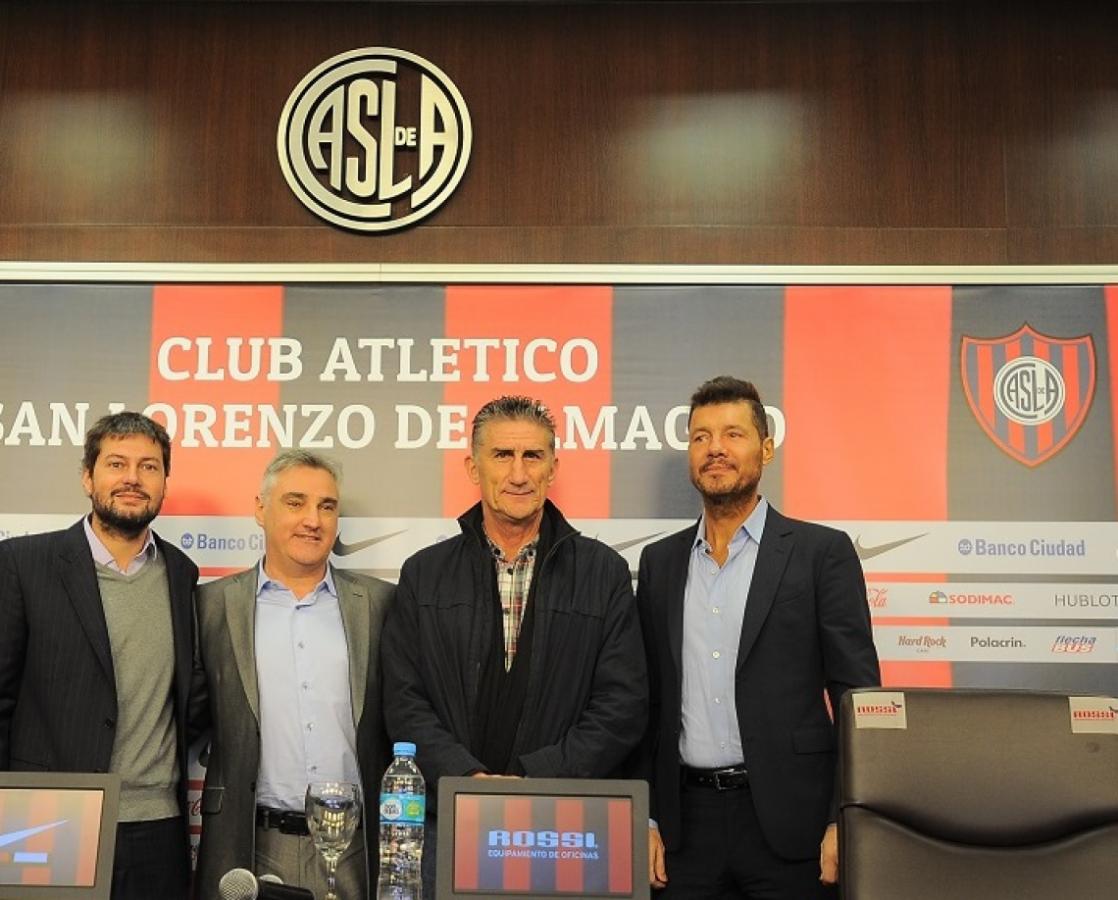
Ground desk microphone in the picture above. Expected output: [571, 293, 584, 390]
[217, 868, 315, 900]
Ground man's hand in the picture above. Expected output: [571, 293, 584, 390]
[649, 825, 667, 888]
[819, 823, 838, 885]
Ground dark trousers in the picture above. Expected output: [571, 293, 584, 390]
[660, 784, 835, 900]
[112, 816, 189, 900]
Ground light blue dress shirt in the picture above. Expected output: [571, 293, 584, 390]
[679, 497, 768, 768]
[254, 561, 361, 811]
[83, 514, 156, 574]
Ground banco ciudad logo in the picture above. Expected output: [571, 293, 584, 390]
[278, 47, 472, 232]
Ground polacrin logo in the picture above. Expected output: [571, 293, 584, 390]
[277, 47, 472, 232]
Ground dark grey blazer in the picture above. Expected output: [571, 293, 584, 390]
[636, 506, 881, 861]
[193, 565, 393, 900]
[0, 518, 200, 857]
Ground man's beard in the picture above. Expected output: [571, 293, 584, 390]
[92, 493, 160, 540]
[693, 470, 761, 511]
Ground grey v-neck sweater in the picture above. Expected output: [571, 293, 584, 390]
[96, 555, 180, 822]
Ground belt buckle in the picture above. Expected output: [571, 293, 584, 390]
[278, 813, 305, 835]
[712, 767, 745, 791]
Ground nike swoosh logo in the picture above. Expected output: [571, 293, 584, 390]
[854, 533, 926, 561]
[333, 530, 407, 557]
[0, 820, 67, 848]
[609, 532, 664, 554]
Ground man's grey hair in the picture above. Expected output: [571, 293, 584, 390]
[259, 449, 342, 500]
[470, 395, 557, 456]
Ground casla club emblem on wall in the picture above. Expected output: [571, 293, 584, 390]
[960, 324, 1096, 467]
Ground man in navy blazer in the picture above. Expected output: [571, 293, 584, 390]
[637, 377, 880, 899]
[0, 412, 199, 900]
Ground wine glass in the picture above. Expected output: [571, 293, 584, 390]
[305, 781, 361, 900]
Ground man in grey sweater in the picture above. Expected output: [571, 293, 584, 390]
[0, 411, 200, 900]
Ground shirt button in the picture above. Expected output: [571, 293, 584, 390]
[302, 682, 310, 691]
[712, 651, 721, 659]
[712, 607, 720, 614]
[714, 697, 721, 705]
[306, 723, 314, 731]
[297, 641, 305, 650]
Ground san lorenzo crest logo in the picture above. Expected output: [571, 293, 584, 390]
[960, 324, 1095, 467]
[277, 47, 472, 232]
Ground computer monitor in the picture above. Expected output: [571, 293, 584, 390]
[436, 777, 649, 900]
[0, 772, 120, 900]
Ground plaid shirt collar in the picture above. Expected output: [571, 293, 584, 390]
[484, 533, 539, 565]
[485, 533, 539, 670]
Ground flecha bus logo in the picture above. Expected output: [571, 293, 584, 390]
[960, 324, 1095, 466]
[1051, 635, 1097, 654]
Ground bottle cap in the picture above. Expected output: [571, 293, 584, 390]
[393, 741, 417, 756]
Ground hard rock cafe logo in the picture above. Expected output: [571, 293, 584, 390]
[277, 47, 472, 232]
[961, 324, 1095, 467]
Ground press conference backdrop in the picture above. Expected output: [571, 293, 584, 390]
[1, 269, 1116, 856]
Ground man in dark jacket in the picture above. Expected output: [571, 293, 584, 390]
[0, 411, 199, 900]
[638, 377, 880, 899]
[382, 395, 648, 895]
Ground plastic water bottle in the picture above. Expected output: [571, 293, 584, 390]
[377, 741, 425, 900]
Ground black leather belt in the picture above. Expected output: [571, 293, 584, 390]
[682, 764, 749, 791]
[255, 806, 310, 835]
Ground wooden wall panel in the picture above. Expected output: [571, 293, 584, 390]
[1001, 3, 1118, 229]
[0, 1, 1113, 264]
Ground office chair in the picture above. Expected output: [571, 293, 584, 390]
[839, 688, 1118, 899]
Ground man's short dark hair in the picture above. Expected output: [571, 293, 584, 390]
[689, 376, 769, 438]
[83, 411, 173, 475]
[470, 395, 557, 454]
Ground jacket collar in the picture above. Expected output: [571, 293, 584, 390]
[457, 498, 575, 561]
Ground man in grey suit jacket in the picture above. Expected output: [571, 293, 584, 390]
[0, 411, 200, 900]
[194, 449, 393, 900]
[638, 378, 880, 899]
